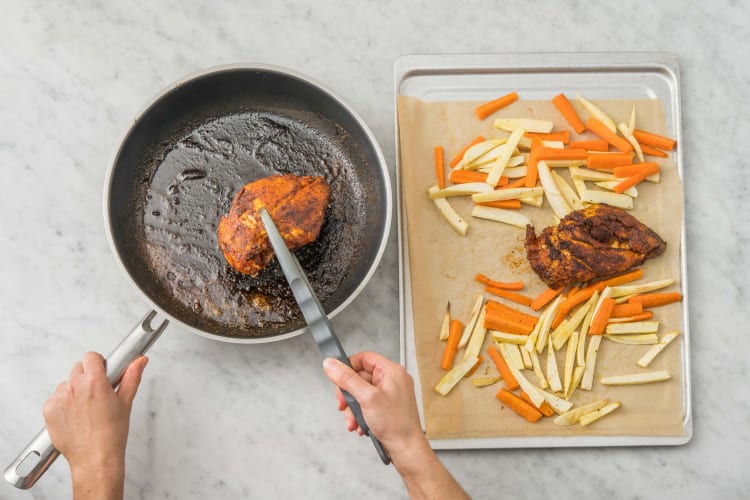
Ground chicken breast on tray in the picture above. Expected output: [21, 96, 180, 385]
[217, 174, 330, 276]
[524, 204, 666, 289]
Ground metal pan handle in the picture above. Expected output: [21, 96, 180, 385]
[4, 310, 168, 490]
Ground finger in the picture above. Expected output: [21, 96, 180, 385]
[69, 361, 83, 379]
[322, 358, 375, 402]
[348, 351, 396, 384]
[335, 387, 347, 411]
[81, 352, 106, 377]
[343, 407, 358, 432]
[117, 356, 149, 405]
[356, 369, 373, 384]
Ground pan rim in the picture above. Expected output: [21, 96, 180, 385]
[102, 63, 392, 344]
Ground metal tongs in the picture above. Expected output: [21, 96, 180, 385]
[259, 208, 390, 465]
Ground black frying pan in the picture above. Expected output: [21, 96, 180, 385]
[5, 64, 391, 489]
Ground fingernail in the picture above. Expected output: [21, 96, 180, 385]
[322, 357, 339, 372]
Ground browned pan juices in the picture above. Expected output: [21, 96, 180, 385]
[133, 110, 367, 337]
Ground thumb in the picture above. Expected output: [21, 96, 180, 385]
[323, 358, 374, 401]
[117, 356, 149, 405]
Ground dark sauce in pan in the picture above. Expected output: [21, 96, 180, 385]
[136, 111, 366, 337]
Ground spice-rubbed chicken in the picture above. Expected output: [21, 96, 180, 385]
[217, 174, 330, 276]
[524, 204, 666, 289]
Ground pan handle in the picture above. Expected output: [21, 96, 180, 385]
[4, 310, 169, 490]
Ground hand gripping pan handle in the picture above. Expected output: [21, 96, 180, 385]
[260, 209, 390, 465]
[4, 311, 168, 489]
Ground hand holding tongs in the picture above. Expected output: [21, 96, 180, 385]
[259, 208, 390, 465]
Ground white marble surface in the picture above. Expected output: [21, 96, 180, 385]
[1, 1, 748, 498]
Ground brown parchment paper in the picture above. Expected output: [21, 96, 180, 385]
[398, 95, 686, 440]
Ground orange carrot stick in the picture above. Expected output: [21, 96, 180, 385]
[569, 139, 608, 151]
[449, 135, 485, 167]
[535, 147, 588, 161]
[496, 388, 542, 423]
[550, 309, 567, 330]
[434, 145, 445, 189]
[610, 311, 654, 323]
[628, 292, 683, 308]
[525, 130, 571, 144]
[586, 117, 633, 153]
[485, 286, 533, 306]
[613, 163, 659, 193]
[502, 177, 528, 189]
[441, 319, 463, 370]
[475, 273, 525, 290]
[586, 152, 634, 169]
[530, 287, 563, 311]
[611, 302, 643, 318]
[633, 129, 676, 151]
[464, 354, 485, 378]
[476, 92, 519, 120]
[639, 143, 669, 158]
[450, 170, 488, 184]
[477, 199, 522, 209]
[488, 346, 519, 390]
[525, 138, 541, 187]
[592, 269, 644, 290]
[497, 176, 510, 187]
[485, 301, 538, 325]
[589, 298, 615, 335]
[484, 315, 534, 335]
[518, 391, 555, 417]
[612, 162, 659, 178]
[552, 93, 585, 134]
[558, 286, 597, 317]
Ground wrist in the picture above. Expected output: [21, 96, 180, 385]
[387, 430, 433, 470]
[70, 456, 125, 500]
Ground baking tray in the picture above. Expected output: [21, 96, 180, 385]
[395, 52, 691, 448]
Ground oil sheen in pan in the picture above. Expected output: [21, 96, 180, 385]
[137, 110, 367, 337]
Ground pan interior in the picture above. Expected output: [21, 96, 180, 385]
[107, 69, 387, 338]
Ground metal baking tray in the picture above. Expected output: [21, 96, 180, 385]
[394, 52, 691, 449]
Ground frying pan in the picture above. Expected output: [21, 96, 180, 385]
[5, 64, 392, 488]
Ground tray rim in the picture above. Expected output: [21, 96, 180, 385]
[394, 52, 692, 449]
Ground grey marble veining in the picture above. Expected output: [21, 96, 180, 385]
[1, 1, 749, 498]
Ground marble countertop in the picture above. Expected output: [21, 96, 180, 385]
[1, 1, 748, 498]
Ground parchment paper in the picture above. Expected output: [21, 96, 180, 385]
[397, 95, 686, 439]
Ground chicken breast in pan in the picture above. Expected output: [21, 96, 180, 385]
[217, 174, 330, 276]
[524, 204, 666, 289]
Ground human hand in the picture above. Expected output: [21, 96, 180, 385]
[43, 352, 148, 478]
[322, 352, 426, 457]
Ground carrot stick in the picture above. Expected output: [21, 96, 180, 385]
[569, 139, 608, 151]
[612, 162, 659, 178]
[503, 177, 528, 189]
[475, 273, 524, 290]
[530, 287, 563, 311]
[434, 146, 445, 189]
[496, 388, 542, 423]
[628, 292, 683, 308]
[497, 176, 510, 187]
[558, 286, 597, 317]
[450, 169, 488, 184]
[613, 163, 659, 193]
[525, 138, 541, 187]
[440, 319, 463, 370]
[464, 354, 484, 378]
[449, 135, 485, 167]
[535, 147, 588, 161]
[610, 311, 654, 323]
[586, 117, 633, 153]
[477, 199, 522, 209]
[552, 93, 585, 133]
[525, 130, 571, 144]
[550, 308, 567, 330]
[485, 301, 538, 325]
[586, 152, 634, 169]
[592, 269, 644, 290]
[589, 298, 615, 335]
[485, 286, 533, 306]
[488, 346, 519, 390]
[518, 391, 555, 417]
[611, 302, 643, 318]
[484, 315, 534, 335]
[476, 92, 519, 120]
[639, 143, 669, 158]
[633, 129, 676, 151]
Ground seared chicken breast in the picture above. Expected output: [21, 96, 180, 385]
[524, 204, 666, 289]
